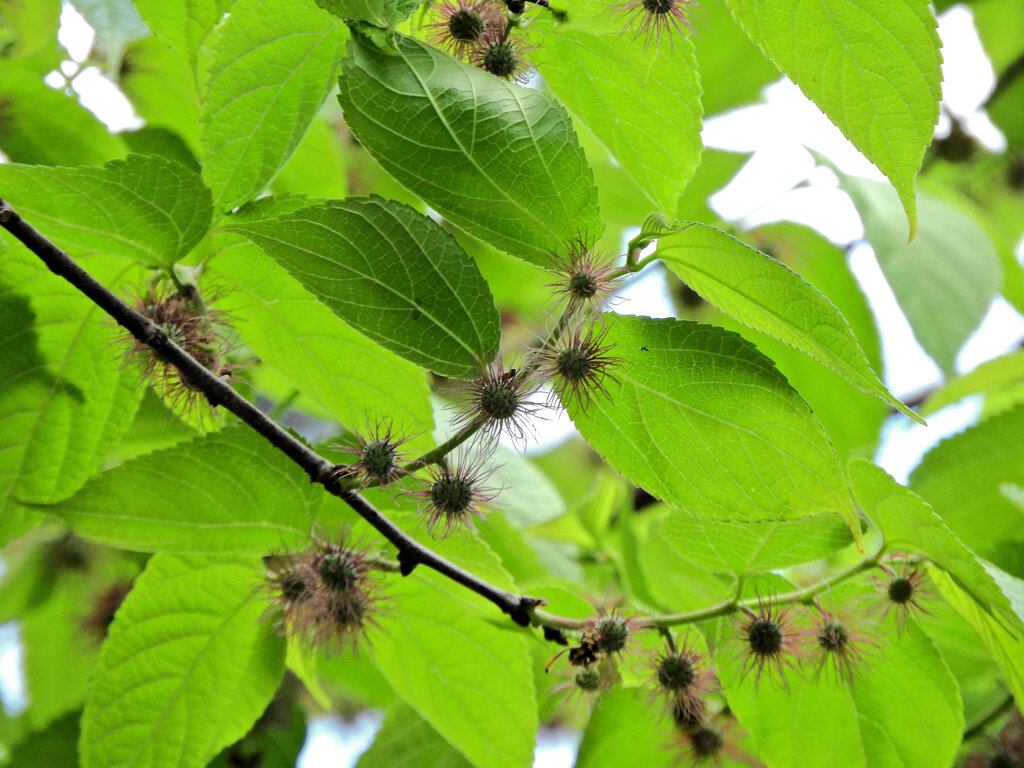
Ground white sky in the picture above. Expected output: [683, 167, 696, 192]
[4, 4, 1024, 766]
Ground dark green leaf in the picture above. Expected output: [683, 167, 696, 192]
[209, 231, 435, 436]
[338, 32, 602, 265]
[224, 197, 501, 377]
[81, 555, 286, 768]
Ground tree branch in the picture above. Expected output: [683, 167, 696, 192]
[0, 198, 544, 629]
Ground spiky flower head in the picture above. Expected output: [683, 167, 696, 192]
[581, 608, 640, 657]
[872, 559, 932, 633]
[679, 723, 725, 765]
[470, 27, 531, 83]
[736, 595, 801, 686]
[333, 420, 411, 489]
[414, 452, 499, 536]
[265, 535, 380, 651]
[428, 0, 503, 59]
[650, 638, 713, 724]
[806, 603, 877, 684]
[547, 238, 624, 319]
[535, 324, 621, 413]
[622, 0, 700, 46]
[126, 284, 229, 416]
[452, 358, 543, 445]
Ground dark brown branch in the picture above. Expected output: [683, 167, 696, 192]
[0, 198, 544, 629]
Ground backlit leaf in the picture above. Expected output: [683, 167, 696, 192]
[198, 0, 348, 210]
[651, 219, 919, 421]
[81, 555, 285, 768]
[727, 0, 942, 236]
[47, 426, 324, 554]
[0, 154, 212, 268]
[534, 28, 703, 216]
[569, 315, 858, 532]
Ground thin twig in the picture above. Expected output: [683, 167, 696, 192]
[0, 198, 544, 628]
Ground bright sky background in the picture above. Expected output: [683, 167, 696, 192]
[3, 4, 1024, 767]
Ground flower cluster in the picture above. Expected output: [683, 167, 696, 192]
[427, 0, 532, 82]
[126, 283, 232, 418]
[265, 536, 382, 651]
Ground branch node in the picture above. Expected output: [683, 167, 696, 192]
[509, 596, 545, 627]
[398, 549, 419, 577]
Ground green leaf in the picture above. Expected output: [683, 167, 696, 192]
[715, 602, 962, 768]
[834, 173, 1002, 376]
[909, 405, 1024, 577]
[47, 426, 324, 554]
[661, 512, 854, 577]
[569, 315, 858, 532]
[0, 257, 143, 505]
[726, 0, 942, 236]
[849, 458, 1024, 634]
[81, 555, 286, 768]
[534, 28, 703, 216]
[223, 197, 501, 378]
[338, 32, 602, 265]
[198, 0, 348, 210]
[369, 537, 536, 768]
[922, 351, 1024, 416]
[0, 61, 126, 165]
[133, 0, 233, 82]
[575, 688, 674, 768]
[315, 0, 419, 28]
[210, 232, 434, 436]
[652, 220, 919, 421]
[270, 116, 348, 199]
[0, 154, 213, 269]
[921, 599, 1008, 729]
[931, 566, 1024, 717]
[711, 222, 890, 459]
[119, 36, 203, 151]
[692, 1, 779, 117]
[357, 705, 474, 768]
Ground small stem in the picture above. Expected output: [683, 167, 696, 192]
[405, 307, 574, 473]
[405, 422, 483, 474]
